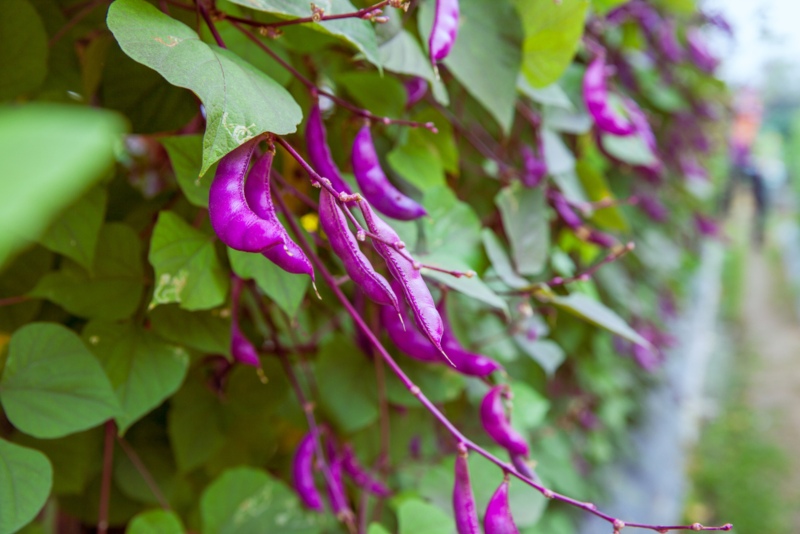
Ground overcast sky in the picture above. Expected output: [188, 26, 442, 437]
[703, 0, 800, 86]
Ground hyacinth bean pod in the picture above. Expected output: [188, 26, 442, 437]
[521, 142, 547, 188]
[405, 77, 429, 109]
[623, 97, 658, 155]
[380, 291, 442, 364]
[292, 432, 324, 511]
[243, 150, 315, 280]
[229, 277, 260, 367]
[656, 19, 683, 62]
[583, 53, 637, 136]
[484, 477, 519, 534]
[585, 229, 616, 248]
[359, 201, 447, 361]
[306, 99, 352, 195]
[208, 139, 285, 252]
[637, 195, 668, 222]
[429, 0, 460, 65]
[480, 386, 529, 457]
[319, 188, 399, 310]
[548, 190, 583, 229]
[351, 124, 427, 221]
[686, 29, 719, 73]
[341, 444, 391, 497]
[453, 444, 480, 534]
[324, 441, 352, 519]
[438, 297, 502, 377]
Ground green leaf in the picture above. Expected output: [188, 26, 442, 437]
[481, 229, 529, 289]
[385, 356, 464, 407]
[518, 77, 574, 109]
[200, 466, 325, 534]
[107, 0, 302, 175]
[495, 183, 549, 276]
[228, 0, 380, 69]
[0, 0, 48, 100]
[149, 305, 231, 355]
[160, 135, 217, 208]
[0, 246, 51, 332]
[126, 510, 185, 534]
[423, 261, 508, 314]
[514, 337, 566, 376]
[82, 321, 190, 433]
[543, 291, 649, 346]
[0, 323, 120, 439]
[367, 524, 391, 534]
[38, 186, 107, 270]
[337, 71, 406, 119]
[228, 249, 309, 318]
[0, 104, 125, 268]
[575, 160, 628, 231]
[421, 0, 523, 133]
[592, 0, 631, 15]
[0, 438, 52, 534]
[30, 223, 144, 320]
[516, 0, 589, 88]
[148, 211, 229, 311]
[598, 129, 658, 166]
[397, 498, 455, 534]
[387, 140, 445, 192]
[317, 336, 378, 433]
[378, 30, 449, 105]
[509, 381, 550, 431]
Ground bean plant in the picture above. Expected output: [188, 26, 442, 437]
[0, 0, 734, 533]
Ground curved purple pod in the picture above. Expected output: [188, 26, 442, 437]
[429, 0, 460, 65]
[521, 143, 547, 188]
[656, 19, 683, 62]
[319, 188, 398, 310]
[453, 444, 480, 534]
[583, 53, 636, 136]
[243, 151, 314, 280]
[480, 386, 529, 457]
[548, 190, 582, 229]
[208, 139, 285, 252]
[341, 444, 391, 497]
[381, 299, 442, 363]
[324, 441, 352, 519]
[230, 324, 260, 367]
[637, 195, 668, 223]
[484, 478, 519, 534]
[306, 100, 352, 195]
[360, 201, 446, 358]
[438, 298, 502, 377]
[292, 432, 324, 511]
[352, 124, 427, 221]
[405, 77, 429, 109]
[686, 29, 718, 73]
[623, 98, 658, 154]
[584, 229, 616, 248]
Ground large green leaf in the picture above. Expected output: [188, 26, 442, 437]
[0, 0, 48, 100]
[227, 0, 380, 68]
[0, 246, 51, 332]
[82, 321, 190, 433]
[575, 160, 628, 231]
[148, 211, 229, 311]
[420, 0, 523, 133]
[38, 186, 107, 270]
[126, 510, 185, 534]
[495, 183, 549, 276]
[516, 0, 589, 88]
[228, 249, 309, 319]
[0, 323, 120, 439]
[30, 223, 144, 320]
[514, 337, 566, 376]
[481, 229, 529, 289]
[0, 438, 52, 534]
[337, 71, 406, 119]
[160, 135, 216, 208]
[397, 499, 455, 534]
[107, 0, 302, 176]
[378, 30, 448, 105]
[149, 305, 231, 355]
[0, 104, 125, 268]
[200, 466, 325, 534]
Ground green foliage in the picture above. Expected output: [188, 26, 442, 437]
[0, 0, 729, 532]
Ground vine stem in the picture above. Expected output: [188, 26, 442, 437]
[0, 295, 30, 307]
[222, 0, 393, 30]
[274, 138, 473, 279]
[229, 21, 436, 131]
[49, 0, 105, 47]
[116, 436, 171, 510]
[198, 2, 226, 48]
[97, 420, 115, 534]
[545, 242, 635, 288]
[272, 137, 732, 534]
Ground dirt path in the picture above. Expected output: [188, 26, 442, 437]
[742, 244, 800, 526]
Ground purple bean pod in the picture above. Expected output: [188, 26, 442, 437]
[510, 454, 541, 484]
[480, 386, 529, 457]
[623, 97, 658, 155]
[405, 77, 429, 109]
[340, 444, 391, 497]
[380, 292, 442, 364]
[484, 477, 519, 534]
[686, 29, 719, 73]
[319, 188, 399, 310]
[583, 53, 637, 136]
[694, 214, 719, 237]
[243, 150, 315, 280]
[453, 444, 480, 534]
[584, 228, 616, 248]
[208, 139, 285, 252]
[359, 201, 447, 360]
[292, 432, 324, 511]
[520, 142, 547, 188]
[656, 19, 683, 62]
[352, 124, 427, 221]
[548, 189, 583, 229]
[637, 194, 668, 223]
[324, 440, 352, 520]
[429, 0, 460, 65]
[229, 277, 260, 367]
[306, 99, 352, 195]
[438, 298, 502, 377]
